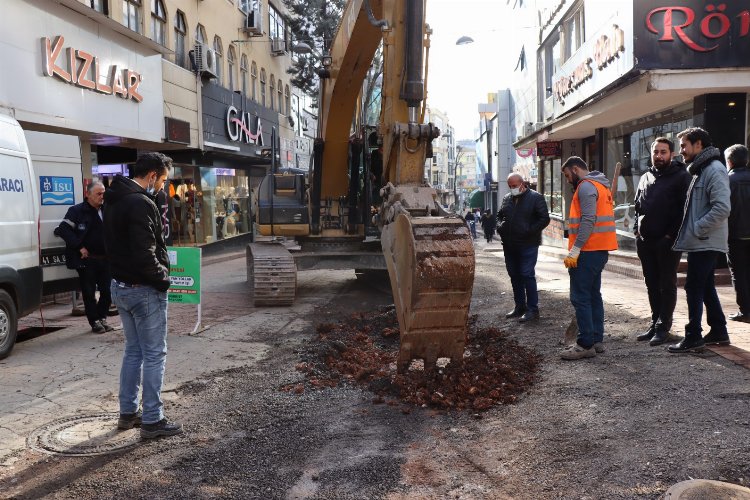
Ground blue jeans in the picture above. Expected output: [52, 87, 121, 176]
[569, 251, 608, 348]
[111, 282, 168, 424]
[684, 251, 726, 339]
[504, 245, 540, 312]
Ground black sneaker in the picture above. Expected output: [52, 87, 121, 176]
[505, 307, 526, 319]
[649, 329, 674, 347]
[140, 418, 183, 439]
[728, 312, 750, 323]
[519, 310, 539, 322]
[636, 326, 655, 342]
[91, 322, 105, 334]
[703, 330, 730, 346]
[667, 337, 705, 354]
[98, 319, 115, 332]
[117, 410, 142, 430]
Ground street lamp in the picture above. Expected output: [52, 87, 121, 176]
[455, 35, 474, 45]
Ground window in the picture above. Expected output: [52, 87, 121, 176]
[542, 31, 561, 99]
[239, 0, 257, 14]
[174, 11, 187, 68]
[260, 69, 266, 107]
[269, 75, 275, 111]
[90, 0, 108, 15]
[251, 62, 258, 101]
[227, 46, 236, 91]
[196, 24, 206, 45]
[122, 0, 141, 33]
[214, 36, 223, 86]
[151, 0, 166, 46]
[240, 55, 248, 96]
[284, 85, 290, 116]
[278, 79, 283, 114]
[540, 158, 563, 215]
[269, 4, 285, 41]
[562, 4, 584, 62]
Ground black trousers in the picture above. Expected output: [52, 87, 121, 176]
[77, 258, 112, 327]
[636, 237, 682, 332]
[727, 239, 750, 314]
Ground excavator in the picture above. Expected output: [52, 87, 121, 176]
[248, 0, 475, 372]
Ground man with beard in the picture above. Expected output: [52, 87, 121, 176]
[669, 127, 731, 353]
[560, 157, 618, 360]
[633, 138, 692, 346]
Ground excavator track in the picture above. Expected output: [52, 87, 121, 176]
[247, 242, 297, 306]
[381, 215, 475, 372]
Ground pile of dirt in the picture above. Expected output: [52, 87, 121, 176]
[288, 306, 541, 412]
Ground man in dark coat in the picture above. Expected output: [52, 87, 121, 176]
[725, 144, 750, 324]
[55, 181, 113, 333]
[105, 152, 183, 439]
[480, 210, 496, 243]
[633, 137, 692, 346]
[497, 173, 550, 322]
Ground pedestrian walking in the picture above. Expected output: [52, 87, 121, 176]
[725, 144, 750, 324]
[54, 181, 114, 333]
[560, 157, 618, 360]
[104, 152, 183, 439]
[497, 173, 550, 322]
[669, 127, 731, 353]
[633, 138, 691, 346]
[480, 210, 496, 243]
[465, 210, 477, 239]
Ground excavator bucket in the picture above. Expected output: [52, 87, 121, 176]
[381, 215, 475, 373]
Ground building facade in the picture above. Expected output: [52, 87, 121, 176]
[424, 106, 453, 208]
[1, 0, 299, 251]
[512, 0, 750, 252]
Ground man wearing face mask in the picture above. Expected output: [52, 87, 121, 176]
[632, 138, 691, 346]
[561, 157, 618, 360]
[496, 173, 550, 322]
[104, 152, 183, 439]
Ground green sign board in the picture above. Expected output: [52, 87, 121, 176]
[167, 246, 201, 304]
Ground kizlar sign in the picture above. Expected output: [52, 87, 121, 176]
[41, 36, 144, 103]
[226, 106, 265, 145]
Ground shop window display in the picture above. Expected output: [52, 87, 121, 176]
[212, 169, 250, 241]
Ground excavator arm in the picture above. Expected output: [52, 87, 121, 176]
[314, 0, 475, 372]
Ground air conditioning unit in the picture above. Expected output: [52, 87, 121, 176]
[271, 37, 286, 55]
[243, 3, 262, 35]
[192, 43, 218, 79]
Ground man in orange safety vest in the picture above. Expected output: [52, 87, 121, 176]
[561, 156, 618, 360]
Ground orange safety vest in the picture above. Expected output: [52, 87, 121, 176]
[568, 179, 618, 251]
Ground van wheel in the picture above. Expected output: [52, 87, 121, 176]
[0, 290, 18, 360]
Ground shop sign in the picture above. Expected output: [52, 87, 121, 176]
[40, 176, 74, 205]
[553, 25, 625, 105]
[41, 36, 144, 103]
[635, 1, 750, 69]
[226, 105, 265, 145]
[165, 117, 190, 144]
[536, 141, 562, 157]
[167, 247, 201, 304]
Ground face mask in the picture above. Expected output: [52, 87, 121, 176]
[510, 187, 522, 196]
[146, 176, 156, 195]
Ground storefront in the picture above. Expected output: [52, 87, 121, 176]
[0, 0, 167, 291]
[164, 82, 276, 246]
[519, 0, 750, 253]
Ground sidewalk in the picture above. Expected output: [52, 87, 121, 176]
[475, 238, 750, 368]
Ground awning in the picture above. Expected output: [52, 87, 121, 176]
[515, 68, 750, 147]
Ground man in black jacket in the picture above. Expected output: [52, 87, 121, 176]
[55, 182, 114, 333]
[497, 173, 550, 322]
[105, 152, 182, 439]
[725, 144, 750, 323]
[633, 137, 691, 346]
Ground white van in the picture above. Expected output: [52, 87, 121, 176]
[0, 114, 42, 359]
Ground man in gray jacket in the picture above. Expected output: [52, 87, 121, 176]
[669, 127, 731, 353]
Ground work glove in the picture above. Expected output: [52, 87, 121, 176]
[563, 256, 578, 268]
[564, 247, 580, 269]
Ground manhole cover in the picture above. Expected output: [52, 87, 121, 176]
[27, 413, 140, 456]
